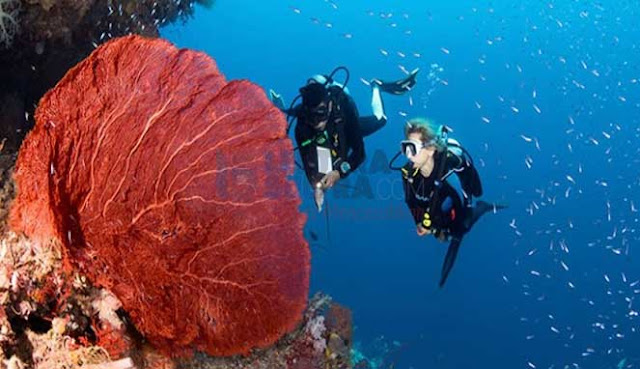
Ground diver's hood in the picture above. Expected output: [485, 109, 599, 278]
[300, 82, 328, 110]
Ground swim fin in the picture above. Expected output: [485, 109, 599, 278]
[439, 237, 462, 288]
[371, 68, 419, 95]
[464, 200, 507, 230]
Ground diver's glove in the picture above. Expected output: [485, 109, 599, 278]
[269, 89, 286, 111]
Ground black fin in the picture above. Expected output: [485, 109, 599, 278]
[439, 237, 462, 288]
[464, 201, 506, 230]
[373, 68, 419, 95]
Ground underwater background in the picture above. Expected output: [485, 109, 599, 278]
[164, 1, 640, 368]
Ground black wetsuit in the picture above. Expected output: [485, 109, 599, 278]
[291, 86, 385, 186]
[402, 146, 489, 287]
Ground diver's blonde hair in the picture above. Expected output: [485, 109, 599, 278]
[405, 117, 446, 152]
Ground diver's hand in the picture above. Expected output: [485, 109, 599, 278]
[269, 89, 285, 111]
[435, 229, 449, 242]
[321, 170, 340, 189]
[416, 224, 430, 236]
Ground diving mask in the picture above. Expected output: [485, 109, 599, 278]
[401, 138, 424, 157]
[401, 136, 440, 157]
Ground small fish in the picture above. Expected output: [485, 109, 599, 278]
[440, 47, 450, 54]
[533, 104, 541, 114]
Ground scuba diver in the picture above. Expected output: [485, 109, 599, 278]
[390, 118, 506, 287]
[270, 66, 419, 212]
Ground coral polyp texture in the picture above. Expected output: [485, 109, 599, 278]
[0, 0, 19, 49]
[9, 35, 309, 357]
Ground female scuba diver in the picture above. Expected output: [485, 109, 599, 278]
[391, 118, 506, 287]
[270, 66, 419, 212]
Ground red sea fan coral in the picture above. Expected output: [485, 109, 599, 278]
[9, 35, 309, 357]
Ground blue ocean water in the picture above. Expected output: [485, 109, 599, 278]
[163, 1, 640, 368]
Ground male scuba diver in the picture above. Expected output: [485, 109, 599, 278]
[270, 66, 418, 212]
[390, 118, 506, 287]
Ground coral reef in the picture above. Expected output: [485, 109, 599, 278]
[1, 153, 136, 367]
[176, 293, 353, 369]
[0, 0, 213, 153]
[10, 35, 309, 357]
[0, 181, 349, 368]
